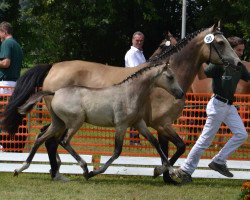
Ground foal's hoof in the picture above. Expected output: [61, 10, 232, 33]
[13, 170, 19, 177]
[153, 166, 163, 178]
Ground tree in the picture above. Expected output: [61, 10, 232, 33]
[13, 0, 250, 66]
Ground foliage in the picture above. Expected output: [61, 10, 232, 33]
[1, 0, 250, 66]
[239, 182, 250, 200]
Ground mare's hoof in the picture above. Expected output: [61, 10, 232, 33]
[153, 166, 163, 178]
[163, 172, 180, 185]
[84, 171, 94, 180]
[13, 170, 19, 177]
[169, 171, 182, 184]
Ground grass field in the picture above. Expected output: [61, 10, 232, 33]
[0, 172, 244, 200]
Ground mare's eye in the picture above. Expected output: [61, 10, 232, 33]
[218, 41, 224, 46]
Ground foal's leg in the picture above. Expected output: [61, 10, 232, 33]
[14, 124, 64, 176]
[135, 120, 181, 182]
[86, 126, 127, 180]
[59, 128, 89, 179]
[157, 124, 186, 184]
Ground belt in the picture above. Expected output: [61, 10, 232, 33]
[213, 94, 233, 105]
[1, 78, 17, 81]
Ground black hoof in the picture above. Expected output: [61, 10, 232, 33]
[84, 171, 94, 180]
[13, 170, 19, 177]
[163, 172, 180, 185]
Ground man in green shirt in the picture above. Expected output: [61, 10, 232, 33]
[0, 22, 24, 152]
[175, 36, 250, 183]
[0, 21, 23, 94]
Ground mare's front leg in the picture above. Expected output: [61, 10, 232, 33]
[86, 126, 127, 180]
[157, 124, 186, 184]
[135, 120, 181, 182]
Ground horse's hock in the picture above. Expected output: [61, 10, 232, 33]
[0, 89, 250, 179]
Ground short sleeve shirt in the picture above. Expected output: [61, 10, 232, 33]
[0, 38, 23, 81]
[204, 63, 250, 101]
[124, 46, 146, 67]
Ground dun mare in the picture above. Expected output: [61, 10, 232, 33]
[15, 63, 183, 180]
[2, 23, 243, 183]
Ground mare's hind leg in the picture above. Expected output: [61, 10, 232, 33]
[86, 126, 127, 180]
[135, 120, 181, 182]
[44, 124, 69, 180]
[43, 124, 60, 176]
[157, 124, 186, 184]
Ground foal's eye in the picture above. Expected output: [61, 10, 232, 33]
[167, 75, 174, 80]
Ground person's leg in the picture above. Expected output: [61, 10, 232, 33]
[181, 98, 227, 175]
[212, 105, 248, 164]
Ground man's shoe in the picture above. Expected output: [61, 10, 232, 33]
[208, 161, 233, 178]
[52, 172, 70, 182]
[174, 167, 192, 184]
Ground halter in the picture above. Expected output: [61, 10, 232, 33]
[207, 31, 240, 71]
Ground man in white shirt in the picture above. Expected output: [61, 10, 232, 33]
[124, 31, 146, 145]
[125, 31, 146, 67]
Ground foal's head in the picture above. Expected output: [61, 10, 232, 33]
[154, 66, 184, 99]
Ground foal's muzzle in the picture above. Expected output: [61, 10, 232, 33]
[173, 89, 184, 99]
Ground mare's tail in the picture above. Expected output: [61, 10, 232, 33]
[1, 64, 53, 136]
[18, 91, 54, 115]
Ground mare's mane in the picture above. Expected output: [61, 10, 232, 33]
[148, 28, 206, 62]
[118, 28, 207, 85]
[61, 28, 210, 91]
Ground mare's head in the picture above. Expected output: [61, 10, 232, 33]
[149, 32, 178, 60]
[201, 22, 243, 70]
[154, 66, 184, 99]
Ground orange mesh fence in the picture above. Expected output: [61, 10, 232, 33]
[0, 88, 249, 161]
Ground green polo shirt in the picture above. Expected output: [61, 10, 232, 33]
[204, 63, 250, 101]
[0, 38, 23, 81]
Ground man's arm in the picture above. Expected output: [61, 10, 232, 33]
[0, 58, 10, 68]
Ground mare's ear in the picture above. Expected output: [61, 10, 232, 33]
[212, 21, 221, 32]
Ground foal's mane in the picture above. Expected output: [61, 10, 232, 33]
[115, 61, 165, 86]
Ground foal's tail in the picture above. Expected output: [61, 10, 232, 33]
[18, 91, 54, 115]
[1, 64, 53, 136]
